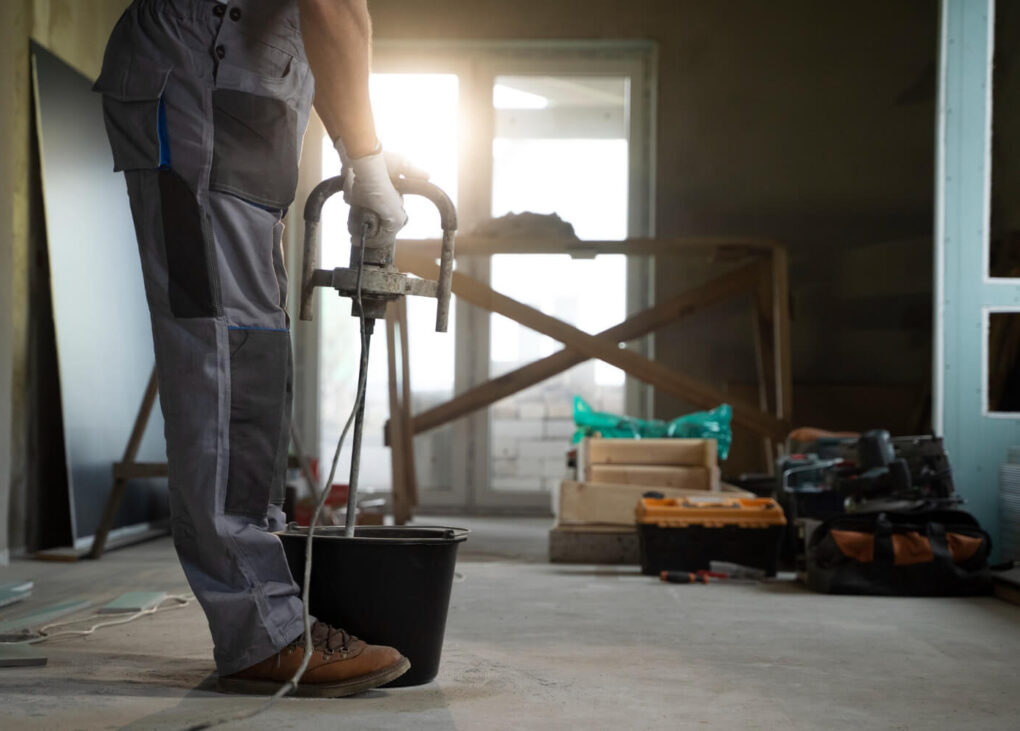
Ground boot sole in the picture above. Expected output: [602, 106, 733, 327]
[217, 656, 411, 698]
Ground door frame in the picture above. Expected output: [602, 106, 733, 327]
[373, 40, 657, 513]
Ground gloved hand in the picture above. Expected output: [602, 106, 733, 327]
[335, 140, 429, 237]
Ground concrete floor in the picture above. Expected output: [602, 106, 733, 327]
[0, 517, 1018, 730]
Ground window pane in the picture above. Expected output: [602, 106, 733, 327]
[991, 5, 1020, 278]
[318, 74, 459, 492]
[489, 75, 629, 493]
[492, 75, 629, 240]
[988, 311, 1020, 413]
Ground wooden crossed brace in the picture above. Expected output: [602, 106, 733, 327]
[391, 250, 792, 442]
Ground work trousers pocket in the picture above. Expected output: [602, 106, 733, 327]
[209, 89, 299, 210]
[93, 54, 172, 171]
[225, 328, 290, 518]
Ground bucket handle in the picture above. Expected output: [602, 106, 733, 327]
[440, 527, 470, 542]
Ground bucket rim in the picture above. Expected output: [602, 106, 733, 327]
[279, 524, 469, 544]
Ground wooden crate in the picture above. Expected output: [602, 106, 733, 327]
[578, 437, 717, 480]
[556, 479, 751, 527]
[588, 464, 719, 491]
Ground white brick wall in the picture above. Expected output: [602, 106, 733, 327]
[517, 402, 547, 420]
[491, 457, 519, 477]
[544, 419, 576, 439]
[487, 375, 624, 492]
[545, 400, 574, 419]
[541, 457, 570, 478]
[491, 476, 541, 491]
[514, 458, 549, 478]
[491, 419, 545, 439]
[517, 439, 570, 459]
[490, 437, 520, 459]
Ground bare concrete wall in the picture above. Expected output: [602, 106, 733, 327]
[370, 0, 939, 430]
[371, 0, 936, 239]
[1, 0, 129, 557]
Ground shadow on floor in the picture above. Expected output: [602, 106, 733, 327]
[118, 680, 456, 730]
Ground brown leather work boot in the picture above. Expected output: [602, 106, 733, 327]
[218, 622, 410, 697]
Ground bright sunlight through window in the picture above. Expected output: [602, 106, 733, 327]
[318, 74, 459, 491]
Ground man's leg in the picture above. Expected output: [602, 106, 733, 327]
[91, 0, 308, 676]
[123, 169, 305, 676]
[101, 0, 407, 692]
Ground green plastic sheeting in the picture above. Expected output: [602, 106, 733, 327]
[571, 396, 732, 459]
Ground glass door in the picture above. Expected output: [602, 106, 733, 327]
[317, 73, 460, 502]
[315, 43, 655, 514]
[480, 74, 632, 509]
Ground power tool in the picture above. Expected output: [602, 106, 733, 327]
[299, 174, 456, 536]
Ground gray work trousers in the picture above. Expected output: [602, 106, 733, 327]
[94, 0, 315, 675]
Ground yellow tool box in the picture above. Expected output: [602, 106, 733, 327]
[635, 496, 787, 576]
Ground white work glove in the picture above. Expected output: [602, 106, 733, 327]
[335, 140, 429, 236]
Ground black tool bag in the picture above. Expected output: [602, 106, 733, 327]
[806, 510, 993, 596]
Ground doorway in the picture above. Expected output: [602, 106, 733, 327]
[315, 42, 655, 513]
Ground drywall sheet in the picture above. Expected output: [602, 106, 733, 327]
[31, 43, 169, 542]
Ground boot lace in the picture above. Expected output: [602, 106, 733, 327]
[300, 621, 352, 656]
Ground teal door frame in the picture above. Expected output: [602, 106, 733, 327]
[935, 0, 1020, 550]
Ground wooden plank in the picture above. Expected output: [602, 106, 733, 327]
[452, 259, 780, 435]
[404, 261, 761, 437]
[586, 438, 717, 469]
[752, 260, 777, 416]
[397, 298, 418, 511]
[122, 367, 159, 463]
[385, 305, 403, 519]
[89, 367, 160, 559]
[400, 252, 788, 439]
[771, 246, 794, 422]
[398, 235, 781, 258]
[385, 303, 412, 526]
[588, 465, 716, 491]
[752, 260, 777, 472]
[558, 479, 751, 527]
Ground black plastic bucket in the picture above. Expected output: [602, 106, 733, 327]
[279, 525, 468, 687]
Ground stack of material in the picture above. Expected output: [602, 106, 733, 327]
[550, 438, 750, 563]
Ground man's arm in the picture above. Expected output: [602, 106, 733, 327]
[298, 0, 377, 157]
[298, 0, 406, 233]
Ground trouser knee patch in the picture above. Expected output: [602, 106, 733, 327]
[225, 328, 289, 518]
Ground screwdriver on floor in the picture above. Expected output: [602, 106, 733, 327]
[659, 571, 711, 584]
[660, 562, 767, 584]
